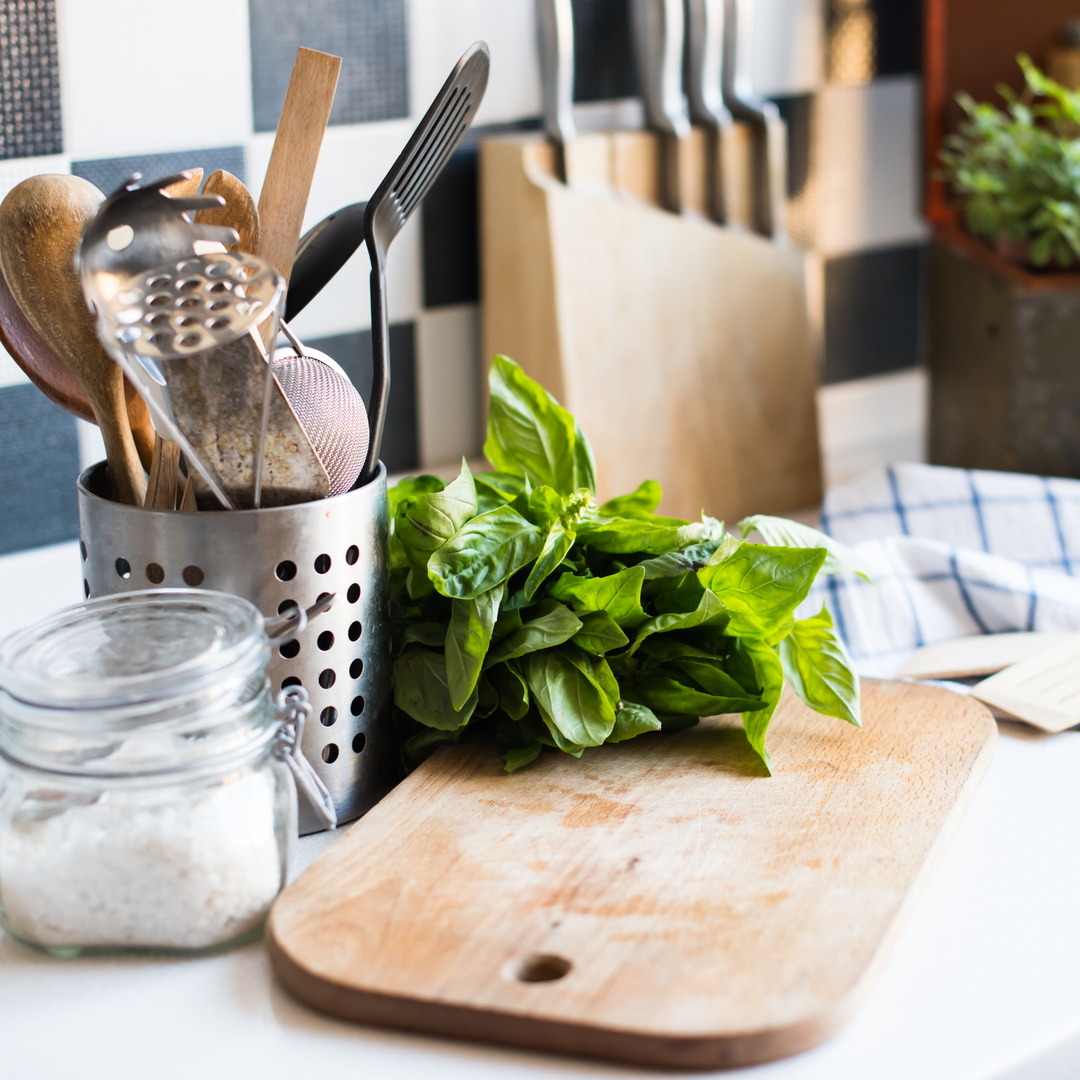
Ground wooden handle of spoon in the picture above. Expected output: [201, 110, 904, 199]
[257, 48, 341, 286]
[0, 175, 147, 505]
[195, 170, 260, 255]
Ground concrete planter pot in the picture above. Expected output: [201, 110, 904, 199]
[929, 228, 1080, 478]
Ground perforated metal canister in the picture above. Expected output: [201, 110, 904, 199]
[76, 462, 398, 833]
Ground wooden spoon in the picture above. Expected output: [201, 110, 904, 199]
[195, 170, 260, 255]
[0, 175, 147, 504]
[0, 253, 155, 469]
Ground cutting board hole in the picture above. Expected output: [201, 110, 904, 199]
[507, 954, 572, 984]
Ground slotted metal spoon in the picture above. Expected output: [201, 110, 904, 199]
[360, 41, 490, 485]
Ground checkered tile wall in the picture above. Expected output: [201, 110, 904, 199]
[0, 0, 925, 556]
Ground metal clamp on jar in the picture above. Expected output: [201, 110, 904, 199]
[0, 589, 335, 957]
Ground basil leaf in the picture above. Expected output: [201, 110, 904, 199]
[547, 565, 648, 628]
[608, 701, 662, 742]
[572, 610, 629, 655]
[630, 671, 765, 716]
[778, 605, 861, 726]
[627, 587, 729, 656]
[599, 480, 662, 516]
[524, 519, 576, 600]
[393, 646, 477, 730]
[573, 422, 597, 493]
[738, 515, 871, 581]
[402, 727, 461, 771]
[428, 506, 545, 599]
[697, 544, 826, 638]
[496, 718, 544, 772]
[734, 638, 785, 774]
[527, 484, 564, 525]
[484, 355, 578, 495]
[388, 474, 444, 521]
[650, 573, 706, 614]
[488, 660, 530, 720]
[395, 459, 478, 569]
[476, 672, 500, 718]
[485, 600, 583, 665]
[703, 533, 744, 566]
[637, 539, 725, 579]
[394, 621, 446, 654]
[523, 649, 616, 747]
[674, 657, 760, 701]
[577, 514, 724, 555]
[559, 644, 621, 707]
[474, 470, 527, 513]
[444, 583, 504, 710]
[637, 636, 721, 664]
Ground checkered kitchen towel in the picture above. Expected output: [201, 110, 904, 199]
[800, 463, 1080, 677]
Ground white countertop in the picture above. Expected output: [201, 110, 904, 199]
[2, 541, 1080, 1080]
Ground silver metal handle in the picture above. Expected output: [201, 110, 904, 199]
[275, 685, 338, 830]
[721, 0, 787, 240]
[631, 0, 690, 213]
[684, 0, 732, 222]
[537, 0, 576, 181]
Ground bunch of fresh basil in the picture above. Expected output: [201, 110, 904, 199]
[389, 356, 865, 774]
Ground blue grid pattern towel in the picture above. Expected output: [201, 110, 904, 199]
[800, 464, 1080, 677]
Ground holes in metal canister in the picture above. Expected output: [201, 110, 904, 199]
[276, 560, 297, 581]
[281, 676, 302, 689]
[314, 553, 331, 574]
[115, 557, 131, 579]
[346, 545, 359, 565]
[349, 658, 363, 680]
[317, 631, 334, 651]
[146, 563, 165, 584]
[83, 579, 90, 598]
[320, 706, 337, 727]
[322, 744, 339, 763]
[279, 640, 300, 660]
[347, 583, 360, 604]
[80, 540, 87, 561]
[351, 695, 365, 716]
[352, 732, 366, 753]
[318, 669, 336, 689]
[277, 599, 298, 615]
[182, 565, 204, 587]
[348, 621, 362, 641]
[507, 954, 572, 983]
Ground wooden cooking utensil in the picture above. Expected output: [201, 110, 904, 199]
[896, 631, 1080, 681]
[0, 241, 156, 469]
[269, 680, 995, 1069]
[144, 433, 182, 510]
[257, 48, 341, 285]
[194, 169, 260, 255]
[971, 637, 1080, 732]
[0, 175, 146, 504]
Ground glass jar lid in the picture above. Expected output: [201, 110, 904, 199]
[0, 590, 266, 710]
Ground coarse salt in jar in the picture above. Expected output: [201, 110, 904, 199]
[0, 589, 335, 956]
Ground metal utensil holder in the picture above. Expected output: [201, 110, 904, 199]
[76, 461, 398, 834]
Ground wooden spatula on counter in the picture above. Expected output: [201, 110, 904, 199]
[970, 637, 1080, 733]
[0, 175, 147, 504]
[896, 632, 1080, 681]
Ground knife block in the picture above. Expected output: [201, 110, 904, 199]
[480, 133, 821, 524]
[75, 461, 399, 835]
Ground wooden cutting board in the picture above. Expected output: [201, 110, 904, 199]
[479, 134, 821, 524]
[269, 681, 995, 1069]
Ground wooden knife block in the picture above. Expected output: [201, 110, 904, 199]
[479, 132, 821, 524]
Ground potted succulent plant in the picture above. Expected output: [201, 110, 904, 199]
[929, 56, 1080, 478]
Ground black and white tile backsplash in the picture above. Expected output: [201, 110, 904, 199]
[0, 0, 925, 555]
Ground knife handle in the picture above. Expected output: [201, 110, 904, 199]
[537, 0, 576, 182]
[721, 0, 788, 240]
[684, 0, 733, 222]
[631, 0, 690, 213]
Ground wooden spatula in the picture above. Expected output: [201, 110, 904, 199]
[971, 638, 1080, 733]
[896, 632, 1080, 681]
[257, 48, 341, 285]
[0, 175, 146, 504]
